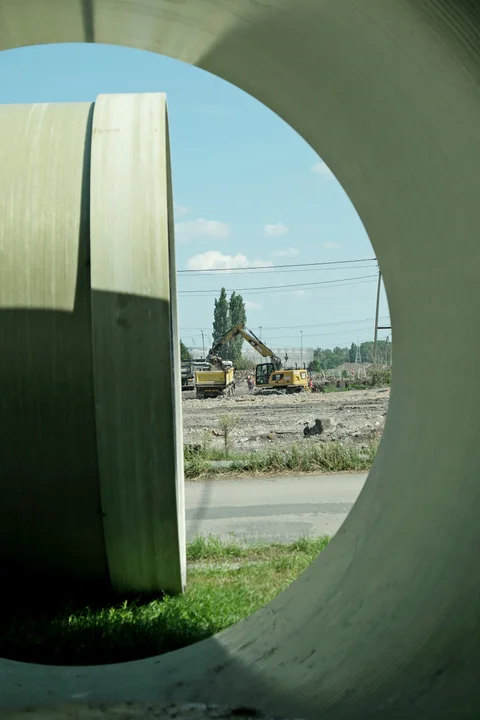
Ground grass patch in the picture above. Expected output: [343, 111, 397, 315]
[0, 535, 329, 667]
[230, 442, 376, 474]
[184, 453, 211, 479]
[185, 440, 378, 479]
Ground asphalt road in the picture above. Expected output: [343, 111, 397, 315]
[185, 473, 367, 543]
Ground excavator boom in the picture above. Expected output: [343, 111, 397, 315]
[208, 323, 281, 368]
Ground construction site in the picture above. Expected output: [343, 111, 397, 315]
[181, 322, 390, 455]
[182, 381, 389, 454]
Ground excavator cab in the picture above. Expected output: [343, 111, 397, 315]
[255, 362, 275, 386]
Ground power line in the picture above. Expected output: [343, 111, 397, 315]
[179, 264, 378, 278]
[183, 319, 392, 342]
[264, 327, 378, 341]
[185, 325, 391, 343]
[261, 325, 392, 342]
[178, 263, 378, 277]
[264, 315, 390, 330]
[178, 273, 378, 295]
[180, 315, 390, 332]
[178, 257, 377, 274]
[179, 277, 378, 298]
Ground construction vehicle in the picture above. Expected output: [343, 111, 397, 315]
[269, 368, 309, 393]
[207, 324, 309, 394]
[181, 361, 195, 391]
[195, 359, 235, 399]
[181, 360, 210, 391]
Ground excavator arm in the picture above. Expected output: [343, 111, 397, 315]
[208, 324, 282, 369]
[237, 328, 282, 368]
[209, 324, 244, 355]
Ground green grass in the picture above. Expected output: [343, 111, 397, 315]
[185, 440, 378, 479]
[229, 442, 376, 474]
[0, 535, 329, 667]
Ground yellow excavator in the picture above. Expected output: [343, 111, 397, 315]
[207, 324, 309, 394]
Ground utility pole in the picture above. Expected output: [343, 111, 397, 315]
[355, 339, 362, 365]
[300, 330, 303, 367]
[385, 335, 391, 367]
[259, 326, 263, 340]
[373, 270, 382, 366]
[201, 330, 205, 359]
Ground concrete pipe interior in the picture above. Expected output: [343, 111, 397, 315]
[1, 0, 480, 718]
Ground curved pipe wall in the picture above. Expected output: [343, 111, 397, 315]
[0, 94, 186, 597]
[1, 1, 480, 718]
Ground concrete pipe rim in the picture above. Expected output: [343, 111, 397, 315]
[1, 0, 480, 718]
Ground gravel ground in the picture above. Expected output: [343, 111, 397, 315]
[182, 385, 390, 455]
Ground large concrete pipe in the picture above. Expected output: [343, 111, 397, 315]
[1, 0, 480, 718]
[0, 93, 186, 597]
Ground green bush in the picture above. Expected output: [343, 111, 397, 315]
[368, 367, 392, 387]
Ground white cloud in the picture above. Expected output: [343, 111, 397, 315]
[263, 222, 289, 237]
[186, 250, 273, 271]
[323, 241, 341, 249]
[174, 203, 190, 218]
[311, 160, 333, 176]
[245, 300, 262, 311]
[175, 218, 230, 242]
[273, 247, 299, 258]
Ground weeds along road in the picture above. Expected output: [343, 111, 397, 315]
[182, 386, 390, 454]
[185, 473, 367, 543]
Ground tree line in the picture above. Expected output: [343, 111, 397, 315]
[308, 339, 392, 372]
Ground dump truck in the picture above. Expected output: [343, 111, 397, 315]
[181, 361, 195, 391]
[194, 359, 235, 399]
[181, 360, 211, 391]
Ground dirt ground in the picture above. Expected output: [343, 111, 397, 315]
[182, 382, 390, 455]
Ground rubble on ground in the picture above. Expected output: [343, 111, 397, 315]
[182, 384, 389, 455]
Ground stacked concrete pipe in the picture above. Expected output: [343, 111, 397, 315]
[1, 0, 480, 718]
[0, 93, 186, 597]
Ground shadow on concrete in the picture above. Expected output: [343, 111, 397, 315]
[0, 103, 109, 601]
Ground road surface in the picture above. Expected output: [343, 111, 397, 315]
[185, 473, 367, 543]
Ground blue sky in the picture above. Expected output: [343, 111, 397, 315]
[0, 43, 390, 353]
